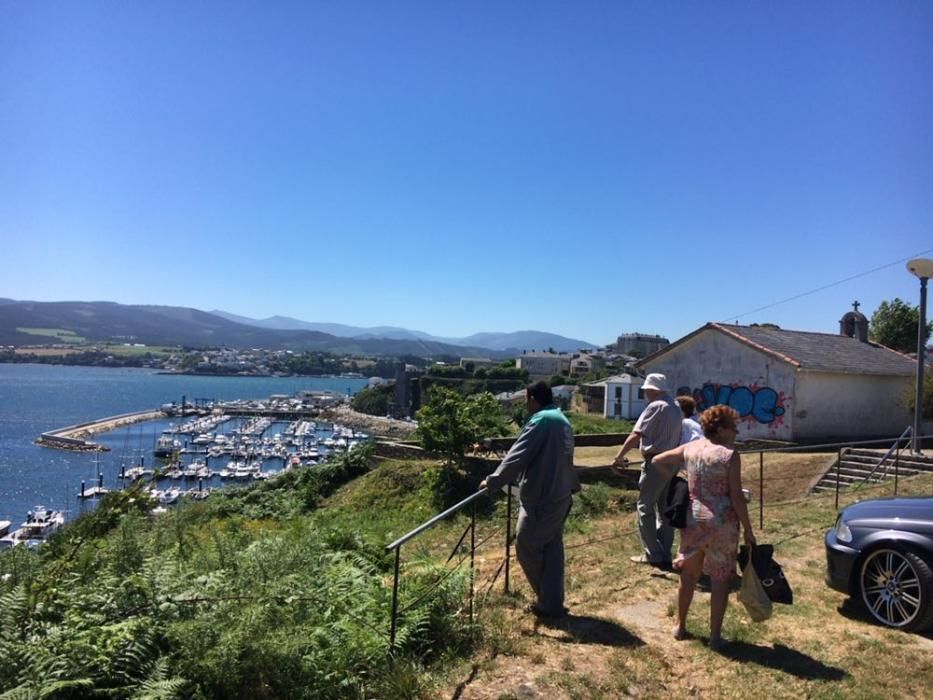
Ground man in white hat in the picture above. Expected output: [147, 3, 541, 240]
[613, 372, 682, 568]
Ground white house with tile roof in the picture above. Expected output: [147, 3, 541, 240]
[636, 322, 917, 441]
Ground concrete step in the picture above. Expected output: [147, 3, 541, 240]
[833, 464, 919, 479]
[809, 451, 930, 495]
[843, 450, 933, 471]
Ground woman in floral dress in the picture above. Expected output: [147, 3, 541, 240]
[653, 405, 756, 650]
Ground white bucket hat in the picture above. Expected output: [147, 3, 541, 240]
[641, 373, 668, 393]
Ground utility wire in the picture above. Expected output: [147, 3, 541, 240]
[723, 247, 933, 322]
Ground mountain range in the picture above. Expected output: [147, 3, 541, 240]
[210, 310, 595, 352]
[0, 300, 596, 357]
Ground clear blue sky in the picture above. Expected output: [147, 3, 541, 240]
[1, 1, 931, 346]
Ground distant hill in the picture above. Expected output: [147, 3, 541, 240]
[457, 330, 596, 352]
[0, 300, 510, 358]
[210, 311, 596, 353]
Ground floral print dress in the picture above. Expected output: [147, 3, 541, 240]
[676, 439, 740, 581]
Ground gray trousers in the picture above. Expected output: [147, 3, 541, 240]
[516, 495, 573, 615]
[637, 456, 674, 563]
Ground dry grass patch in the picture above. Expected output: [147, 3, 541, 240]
[436, 472, 933, 699]
[573, 446, 835, 503]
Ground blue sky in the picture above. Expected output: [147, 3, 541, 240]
[1, 1, 931, 347]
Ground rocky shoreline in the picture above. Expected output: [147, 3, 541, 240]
[320, 405, 416, 440]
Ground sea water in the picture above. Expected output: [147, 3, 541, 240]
[0, 363, 368, 524]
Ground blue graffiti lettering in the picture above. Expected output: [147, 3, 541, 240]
[680, 383, 787, 425]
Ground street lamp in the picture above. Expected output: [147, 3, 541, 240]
[907, 258, 933, 454]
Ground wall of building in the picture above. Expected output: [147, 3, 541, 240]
[615, 333, 669, 356]
[516, 354, 571, 377]
[603, 378, 645, 420]
[641, 331, 796, 440]
[792, 371, 912, 440]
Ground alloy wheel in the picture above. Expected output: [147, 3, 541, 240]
[860, 549, 923, 628]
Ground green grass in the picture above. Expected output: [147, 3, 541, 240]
[16, 327, 85, 342]
[566, 411, 633, 435]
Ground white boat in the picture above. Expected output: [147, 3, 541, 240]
[0, 506, 65, 548]
[154, 435, 182, 458]
[123, 466, 151, 481]
[148, 488, 181, 505]
[233, 462, 261, 480]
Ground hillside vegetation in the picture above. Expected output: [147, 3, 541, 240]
[0, 446, 479, 698]
[2, 445, 930, 698]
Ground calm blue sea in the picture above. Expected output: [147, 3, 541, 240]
[0, 364, 368, 525]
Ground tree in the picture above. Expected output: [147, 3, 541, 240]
[351, 384, 393, 416]
[870, 298, 932, 353]
[907, 374, 933, 420]
[414, 388, 508, 463]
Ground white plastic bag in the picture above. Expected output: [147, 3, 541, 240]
[737, 559, 773, 622]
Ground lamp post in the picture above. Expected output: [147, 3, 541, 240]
[907, 258, 933, 454]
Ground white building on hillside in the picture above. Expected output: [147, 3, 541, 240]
[516, 351, 572, 378]
[601, 374, 646, 420]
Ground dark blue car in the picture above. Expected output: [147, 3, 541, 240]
[825, 496, 933, 631]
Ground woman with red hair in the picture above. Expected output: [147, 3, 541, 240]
[653, 404, 756, 650]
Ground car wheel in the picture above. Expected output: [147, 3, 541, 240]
[859, 548, 933, 632]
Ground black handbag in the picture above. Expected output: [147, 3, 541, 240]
[663, 475, 690, 529]
[738, 544, 793, 605]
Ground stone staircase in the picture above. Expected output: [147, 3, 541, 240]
[810, 447, 933, 495]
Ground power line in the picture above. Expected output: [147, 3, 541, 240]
[723, 247, 933, 322]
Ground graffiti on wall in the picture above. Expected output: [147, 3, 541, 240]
[676, 382, 791, 427]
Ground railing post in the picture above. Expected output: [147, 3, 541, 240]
[469, 499, 476, 624]
[758, 451, 764, 530]
[894, 443, 900, 496]
[505, 485, 512, 593]
[389, 546, 401, 649]
[835, 447, 842, 510]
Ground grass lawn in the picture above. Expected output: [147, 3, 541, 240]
[567, 412, 634, 435]
[409, 466, 933, 699]
[572, 446, 836, 505]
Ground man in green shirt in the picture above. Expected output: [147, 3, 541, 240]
[481, 381, 579, 618]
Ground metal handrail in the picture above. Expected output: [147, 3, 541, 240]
[852, 426, 913, 491]
[387, 487, 488, 551]
[386, 483, 513, 649]
[737, 432, 920, 455]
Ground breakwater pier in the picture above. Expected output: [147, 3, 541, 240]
[35, 409, 166, 451]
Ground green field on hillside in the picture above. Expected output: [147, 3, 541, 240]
[15, 327, 85, 342]
[96, 343, 175, 357]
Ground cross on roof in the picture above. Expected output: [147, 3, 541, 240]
[852, 300, 860, 312]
